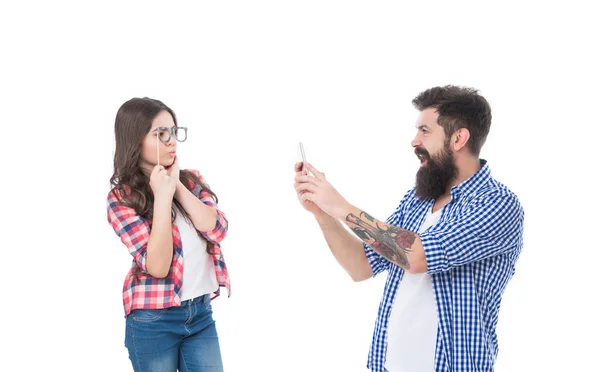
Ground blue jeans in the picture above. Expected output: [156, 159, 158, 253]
[125, 294, 223, 372]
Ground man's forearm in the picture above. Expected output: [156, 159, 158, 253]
[341, 205, 425, 273]
[315, 213, 373, 281]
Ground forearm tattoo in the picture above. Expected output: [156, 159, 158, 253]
[346, 211, 415, 269]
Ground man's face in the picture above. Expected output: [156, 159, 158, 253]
[411, 108, 458, 200]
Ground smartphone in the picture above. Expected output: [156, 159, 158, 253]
[298, 141, 308, 174]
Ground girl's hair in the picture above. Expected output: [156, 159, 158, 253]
[110, 97, 218, 254]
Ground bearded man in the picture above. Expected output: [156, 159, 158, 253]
[293, 85, 524, 372]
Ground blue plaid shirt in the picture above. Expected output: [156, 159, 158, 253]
[365, 160, 524, 372]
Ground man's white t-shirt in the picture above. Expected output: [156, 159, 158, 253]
[385, 208, 442, 372]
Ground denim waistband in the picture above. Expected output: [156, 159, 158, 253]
[179, 293, 209, 307]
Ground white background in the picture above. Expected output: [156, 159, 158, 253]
[2, 1, 599, 371]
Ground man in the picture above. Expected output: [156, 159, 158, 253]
[293, 85, 524, 372]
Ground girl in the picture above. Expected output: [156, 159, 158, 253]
[107, 97, 230, 372]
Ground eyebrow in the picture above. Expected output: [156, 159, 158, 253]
[416, 124, 431, 130]
[153, 125, 177, 131]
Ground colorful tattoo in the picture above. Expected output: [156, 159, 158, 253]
[346, 211, 415, 269]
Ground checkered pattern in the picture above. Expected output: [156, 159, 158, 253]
[364, 160, 524, 371]
[107, 169, 230, 317]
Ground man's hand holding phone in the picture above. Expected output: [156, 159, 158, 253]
[294, 142, 351, 219]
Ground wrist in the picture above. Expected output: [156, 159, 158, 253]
[174, 180, 185, 198]
[334, 201, 355, 220]
[154, 194, 173, 207]
[315, 211, 336, 226]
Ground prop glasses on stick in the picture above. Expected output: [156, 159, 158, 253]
[155, 126, 187, 166]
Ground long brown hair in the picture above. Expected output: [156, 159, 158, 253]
[110, 97, 218, 253]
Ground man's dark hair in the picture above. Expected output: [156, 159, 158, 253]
[412, 85, 492, 156]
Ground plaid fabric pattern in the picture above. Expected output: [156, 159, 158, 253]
[365, 160, 524, 371]
[107, 169, 230, 317]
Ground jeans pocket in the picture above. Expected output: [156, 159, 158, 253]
[203, 296, 213, 311]
[131, 308, 167, 322]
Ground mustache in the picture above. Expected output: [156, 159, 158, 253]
[414, 147, 430, 160]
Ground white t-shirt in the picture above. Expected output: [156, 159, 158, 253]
[385, 208, 442, 372]
[175, 211, 218, 301]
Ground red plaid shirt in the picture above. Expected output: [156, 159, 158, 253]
[107, 169, 230, 317]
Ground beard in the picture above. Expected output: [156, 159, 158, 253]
[414, 142, 458, 200]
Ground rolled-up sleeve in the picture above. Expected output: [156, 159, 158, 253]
[364, 242, 390, 276]
[189, 169, 228, 244]
[362, 192, 412, 276]
[422, 191, 524, 274]
[107, 190, 150, 273]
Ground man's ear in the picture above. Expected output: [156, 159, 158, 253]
[452, 128, 470, 151]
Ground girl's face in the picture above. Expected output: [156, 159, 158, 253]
[139, 110, 177, 173]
